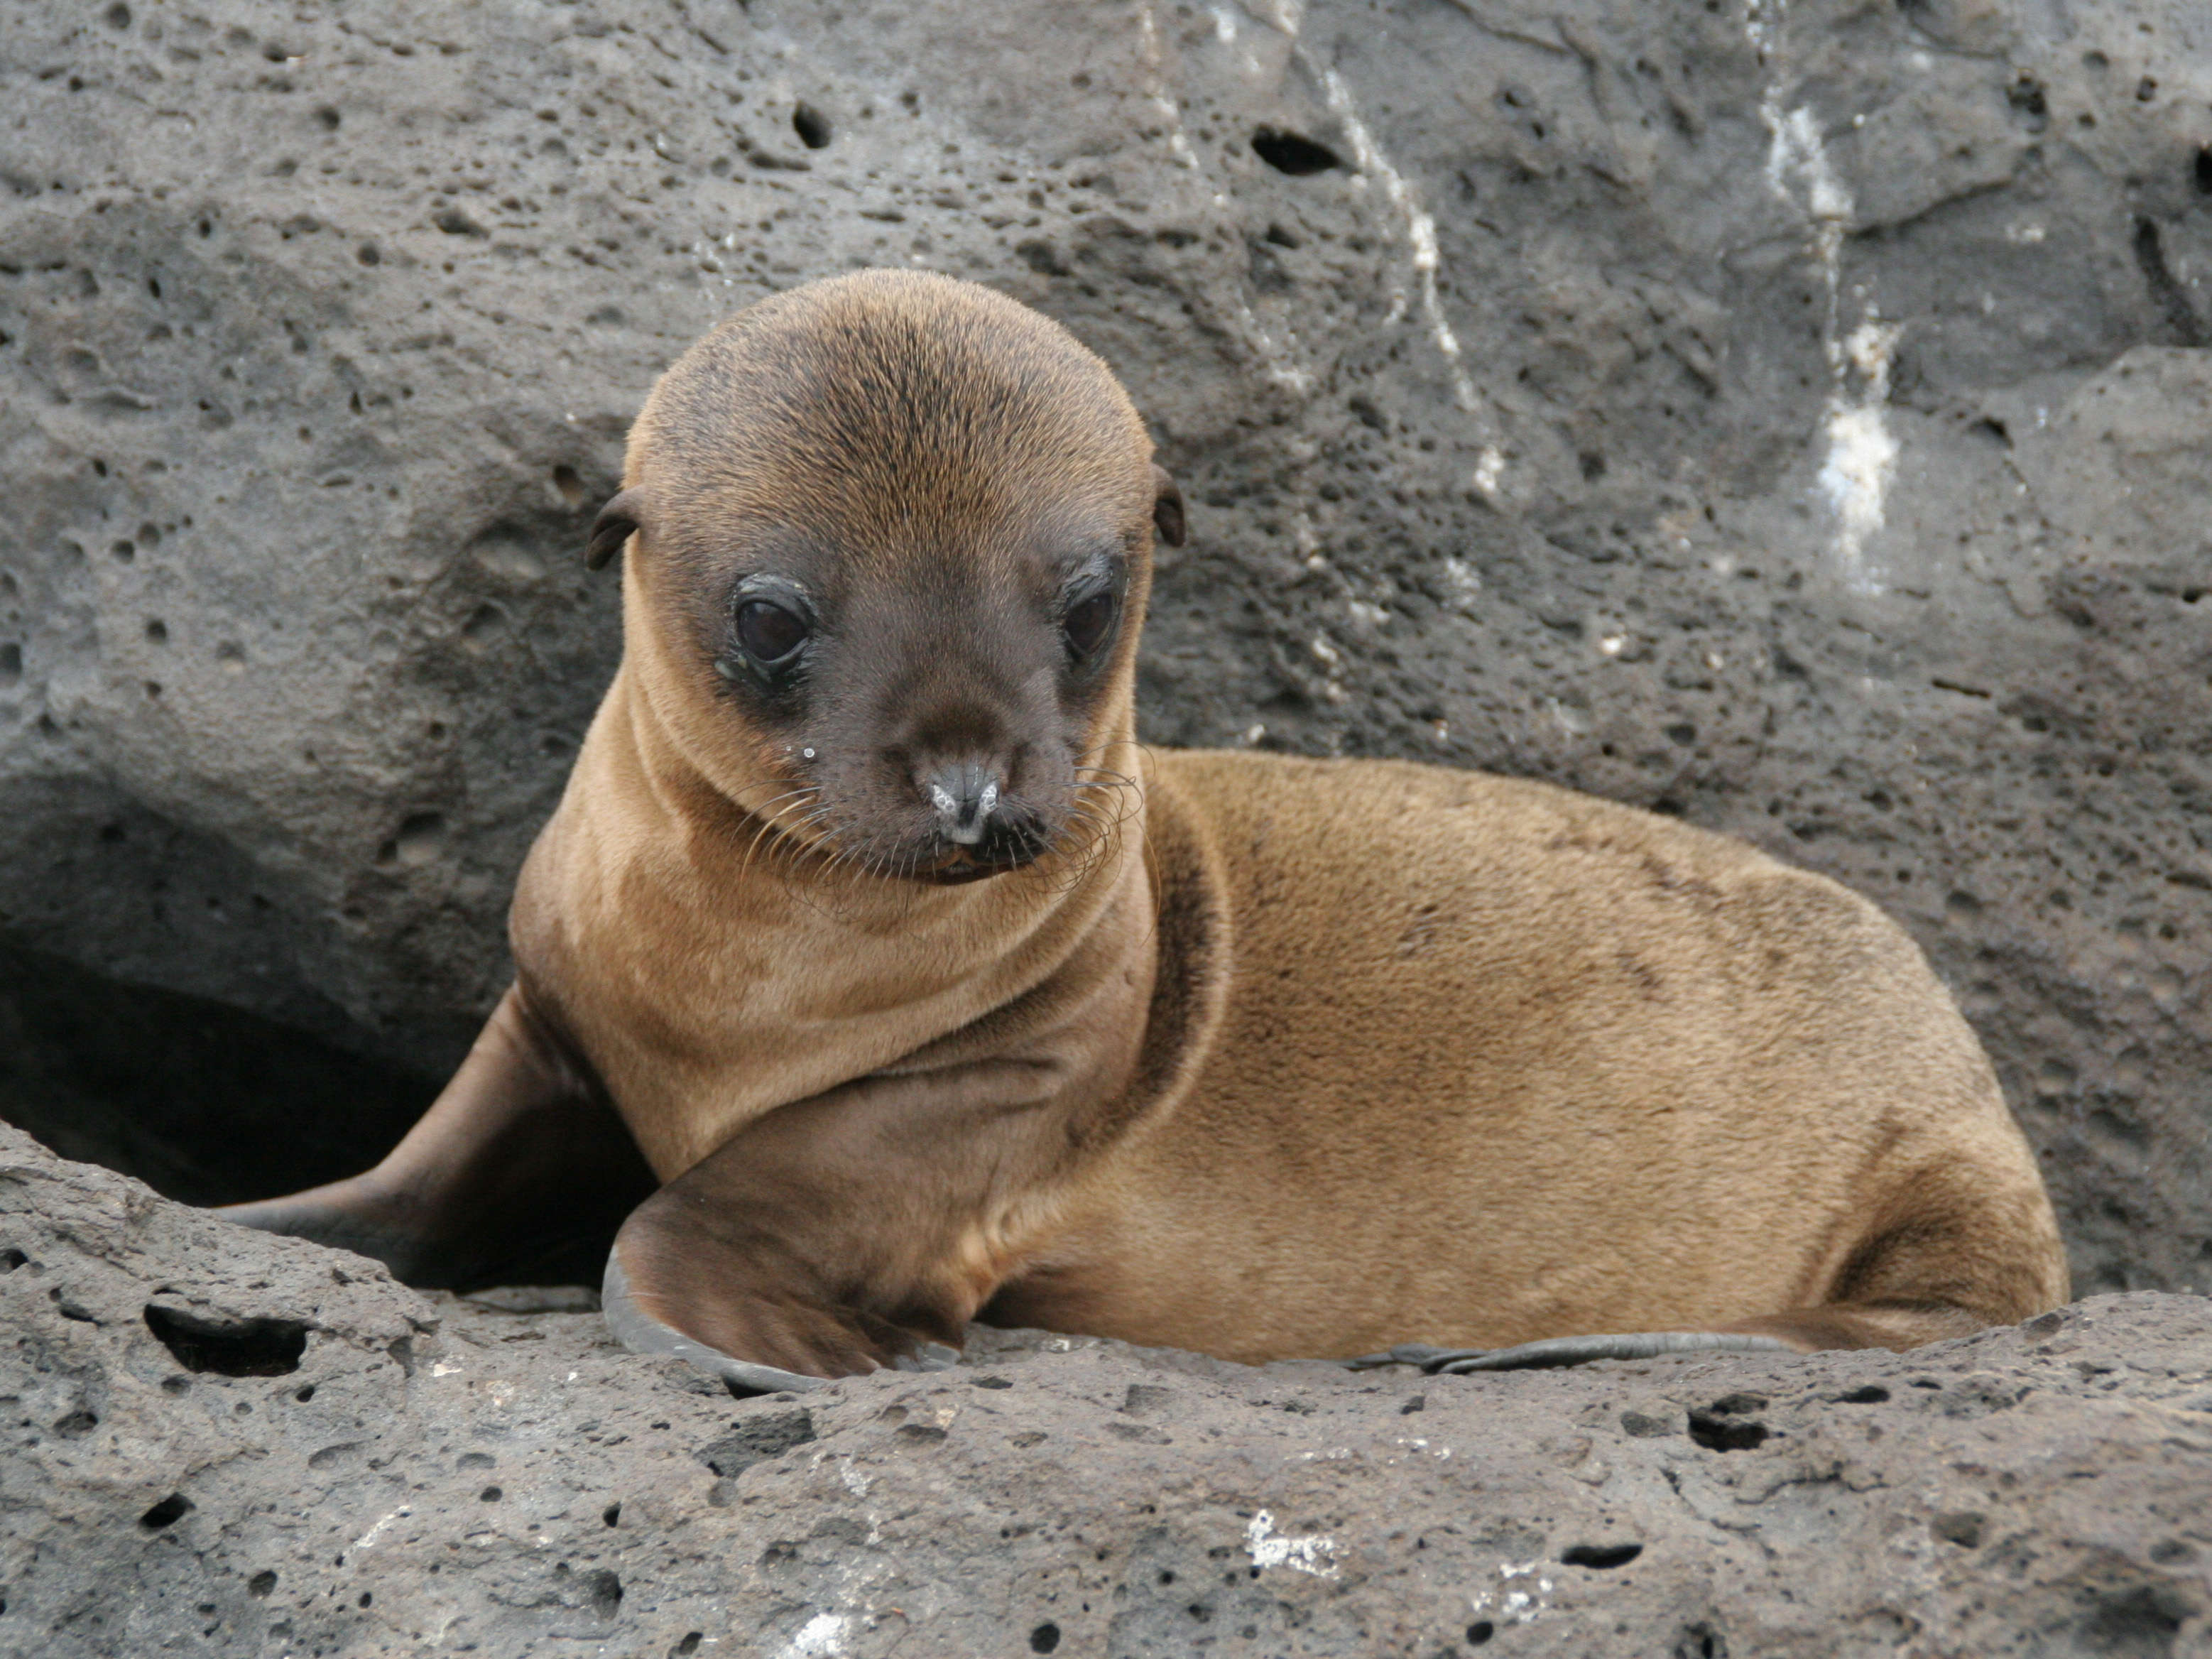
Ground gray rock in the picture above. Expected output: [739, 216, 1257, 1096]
[5, 1124, 2212, 1658]
[1, 3, 2210, 1294]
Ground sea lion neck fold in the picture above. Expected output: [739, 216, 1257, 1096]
[506, 270, 1167, 1177]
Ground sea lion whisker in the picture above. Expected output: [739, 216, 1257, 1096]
[739, 789, 827, 881]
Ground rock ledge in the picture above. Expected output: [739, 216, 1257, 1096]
[2, 1125, 2208, 1658]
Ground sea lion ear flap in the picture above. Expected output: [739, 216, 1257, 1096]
[586, 489, 646, 571]
[1150, 464, 1187, 549]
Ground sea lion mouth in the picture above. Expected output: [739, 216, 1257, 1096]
[911, 844, 1040, 885]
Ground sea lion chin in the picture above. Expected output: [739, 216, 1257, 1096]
[224, 268, 2067, 1386]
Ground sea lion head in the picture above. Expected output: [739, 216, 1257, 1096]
[592, 270, 1184, 883]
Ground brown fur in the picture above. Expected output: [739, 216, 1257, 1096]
[227, 271, 2068, 1375]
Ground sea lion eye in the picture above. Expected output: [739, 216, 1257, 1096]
[1063, 589, 1118, 659]
[737, 599, 808, 664]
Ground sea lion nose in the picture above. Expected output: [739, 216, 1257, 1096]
[922, 762, 1002, 847]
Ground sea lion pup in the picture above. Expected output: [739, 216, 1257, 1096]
[225, 269, 2068, 1392]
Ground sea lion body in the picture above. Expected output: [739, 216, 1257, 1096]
[227, 270, 2066, 1381]
[992, 753, 2058, 1361]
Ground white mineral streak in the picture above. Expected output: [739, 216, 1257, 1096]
[352, 1506, 411, 1551]
[1135, 4, 1200, 170]
[1817, 321, 1903, 584]
[775, 1612, 848, 1659]
[1751, 2, 1898, 590]
[1141, 2, 1315, 390]
[1317, 69, 1479, 415]
[1246, 1509, 1341, 1577]
[1470, 1560, 1556, 1626]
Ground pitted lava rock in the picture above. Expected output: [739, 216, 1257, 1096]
[3, 1126, 2211, 1656]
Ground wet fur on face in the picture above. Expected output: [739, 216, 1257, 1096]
[597, 271, 1175, 883]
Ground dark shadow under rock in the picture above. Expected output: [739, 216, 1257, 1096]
[0, 937, 432, 1207]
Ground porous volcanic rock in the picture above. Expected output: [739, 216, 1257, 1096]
[1, 4, 2210, 1288]
[4, 1126, 2212, 1658]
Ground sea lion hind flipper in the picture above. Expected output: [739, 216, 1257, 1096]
[1338, 1332, 1798, 1374]
[218, 983, 655, 1290]
[1336, 1298, 2014, 1374]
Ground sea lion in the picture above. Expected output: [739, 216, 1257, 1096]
[224, 269, 2068, 1392]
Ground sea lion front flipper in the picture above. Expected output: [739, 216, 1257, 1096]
[599, 1060, 1076, 1387]
[219, 983, 655, 1290]
[600, 1252, 827, 1396]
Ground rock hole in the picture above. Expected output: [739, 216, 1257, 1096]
[1672, 1621, 1728, 1659]
[140, 1492, 193, 1529]
[603, 1502, 621, 1527]
[582, 1569, 622, 1619]
[53, 1408, 98, 1437]
[1030, 1622, 1061, 1653]
[358, 1591, 371, 1608]
[552, 464, 586, 506]
[1562, 1542, 1643, 1569]
[2196, 148, 2212, 195]
[792, 102, 832, 148]
[1932, 1511, 1985, 1548]
[144, 619, 167, 643]
[104, 2, 131, 26]
[460, 602, 508, 646]
[1686, 1408, 1769, 1452]
[674, 1637, 702, 1658]
[2132, 217, 2206, 347]
[1252, 127, 1341, 175]
[1466, 1621, 1495, 1646]
[143, 1305, 308, 1376]
[1834, 1384, 1889, 1403]
[248, 1570, 276, 1597]
[971, 1375, 1013, 1389]
[699, 1407, 816, 1477]
[479, 1486, 503, 1502]
[356, 243, 378, 265]
[0, 643, 18, 686]
[387, 811, 447, 869]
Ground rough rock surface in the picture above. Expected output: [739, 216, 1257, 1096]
[6, 1125, 2212, 1658]
[1, 5, 2210, 1281]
